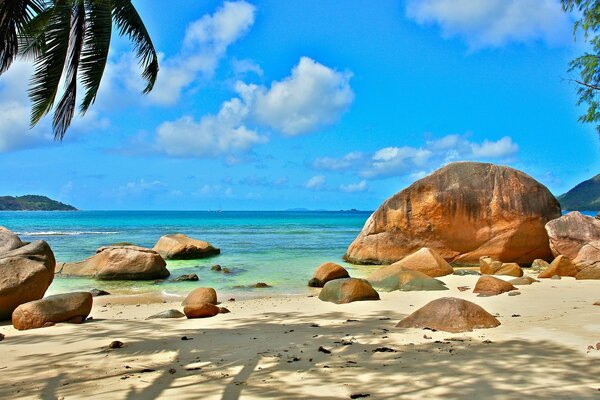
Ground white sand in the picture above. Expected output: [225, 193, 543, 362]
[1, 274, 599, 399]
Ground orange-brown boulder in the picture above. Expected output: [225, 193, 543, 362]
[12, 292, 92, 330]
[183, 303, 220, 319]
[183, 287, 218, 306]
[319, 278, 380, 304]
[344, 162, 560, 265]
[546, 212, 600, 259]
[473, 276, 516, 296]
[153, 234, 220, 260]
[308, 262, 349, 287]
[392, 247, 453, 277]
[479, 257, 523, 277]
[0, 240, 55, 320]
[55, 245, 169, 280]
[396, 297, 500, 333]
[576, 266, 600, 280]
[538, 255, 579, 278]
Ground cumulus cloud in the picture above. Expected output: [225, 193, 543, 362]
[104, 1, 256, 106]
[305, 175, 326, 190]
[471, 136, 519, 158]
[155, 57, 353, 157]
[406, 0, 571, 50]
[340, 180, 367, 193]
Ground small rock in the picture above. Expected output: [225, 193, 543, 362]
[210, 265, 222, 272]
[457, 286, 470, 292]
[228, 298, 236, 302]
[508, 291, 521, 296]
[90, 289, 111, 297]
[173, 274, 199, 282]
[350, 394, 371, 399]
[222, 268, 231, 274]
[551, 275, 561, 280]
[254, 282, 271, 288]
[0, 333, 4, 341]
[181, 336, 192, 341]
[423, 335, 432, 339]
[597, 342, 600, 351]
[594, 301, 600, 306]
[372, 347, 397, 353]
[146, 309, 185, 320]
[452, 269, 480, 276]
[318, 346, 331, 354]
[168, 368, 176, 374]
[219, 307, 230, 314]
[109, 340, 124, 349]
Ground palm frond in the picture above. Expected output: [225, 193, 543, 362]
[0, 0, 46, 73]
[28, 0, 72, 127]
[79, 0, 111, 113]
[53, 0, 86, 140]
[111, 0, 158, 93]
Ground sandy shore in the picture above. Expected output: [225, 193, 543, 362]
[1, 274, 599, 399]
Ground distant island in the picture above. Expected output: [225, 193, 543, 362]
[558, 173, 600, 211]
[0, 195, 77, 211]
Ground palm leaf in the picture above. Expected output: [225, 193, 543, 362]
[53, 0, 86, 140]
[79, 0, 111, 113]
[28, 0, 72, 127]
[111, 0, 158, 94]
[0, 0, 46, 73]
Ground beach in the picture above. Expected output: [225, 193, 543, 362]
[1, 273, 599, 399]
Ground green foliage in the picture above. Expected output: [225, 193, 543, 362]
[562, 0, 600, 133]
[0, 195, 77, 211]
[557, 173, 600, 210]
[0, 0, 159, 140]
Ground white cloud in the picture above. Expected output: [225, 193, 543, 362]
[471, 136, 519, 158]
[305, 175, 326, 190]
[340, 180, 367, 193]
[104, 1, 256, 106]
[154, 57, 353, 158]
[242, 57, 354, 135]
[119, 179, 167, 195]
[363, 146, 433, 178]
[231, 58, 264, 77]
[313, 152, 363, 171]
[406, 0, 571, 50]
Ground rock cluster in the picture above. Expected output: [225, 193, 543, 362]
[479, 257, 523, 277]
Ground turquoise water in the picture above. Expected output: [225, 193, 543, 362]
[0, 211, 377, 298]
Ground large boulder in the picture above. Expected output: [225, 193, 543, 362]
[546, 212, 600, 261]
[0, 240, 56, 320]
[392, 247, 454, 277]
[575, 266, 600, 280]
[479, 257, 523, 277]
[538, 255, 580, 278]
[153, 234, 220, 260]
[344, 162, 560, 265]
[308, 262, 349, 287]
[473, 276, 516, 296]
[396, 297, 500, 333]
[367, 263, 407, 283]
[12, 292, 92, 330]
[319, 278, 380, 304]
[371, 269, 448, 292]
[0, 226, 23, 253]
[55, 245, 169, 280]
[183, 287, 218, 306]
[182, 287, 219, 319]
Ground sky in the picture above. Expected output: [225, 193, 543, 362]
[0, 0, 599, 210]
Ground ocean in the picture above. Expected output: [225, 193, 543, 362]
[0, 210, 379, 298]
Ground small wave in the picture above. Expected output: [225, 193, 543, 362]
[17, 231, 119, 236]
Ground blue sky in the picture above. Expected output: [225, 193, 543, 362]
[0, 0, 598, 210]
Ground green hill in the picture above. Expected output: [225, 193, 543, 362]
[558, 174, 600, 211]
[0, 195, 77, 211]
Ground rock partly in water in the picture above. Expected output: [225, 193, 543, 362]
[153, 234, 220, 260]
[395, 297, 500, 333]
[173, 274, 199, 282]
[56, 246, 169, 281]
[89, 288, 110, 297]
[344, 162, 560, 265]
[319, 278, 380, 304]
[453, 269, 481, 276]
[538, 255, 579, 278]
[12, 292, 92, 330]
[473, 276, 517, 296]
[308, 262, 350, 287]
[146, 309, 186, 319]
[0, 238, 55, 320]
[372, 269, 448, 292]
[184, 303, 220, 319]
[479, 257, 523, 277]
[392, 247, 454, 277]
[182, 287, 217, 306]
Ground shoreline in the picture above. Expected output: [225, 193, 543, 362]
[1, 274, 599, 399]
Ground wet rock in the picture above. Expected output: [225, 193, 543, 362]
[90, 289, 111, 297]
[173, 273, 199, 282]
[146, 309, 185, 319]
[211, 265, 222, 271]
[396, 297, 500, 333]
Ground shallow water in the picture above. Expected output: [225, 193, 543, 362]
[0, 210, 381, 298]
